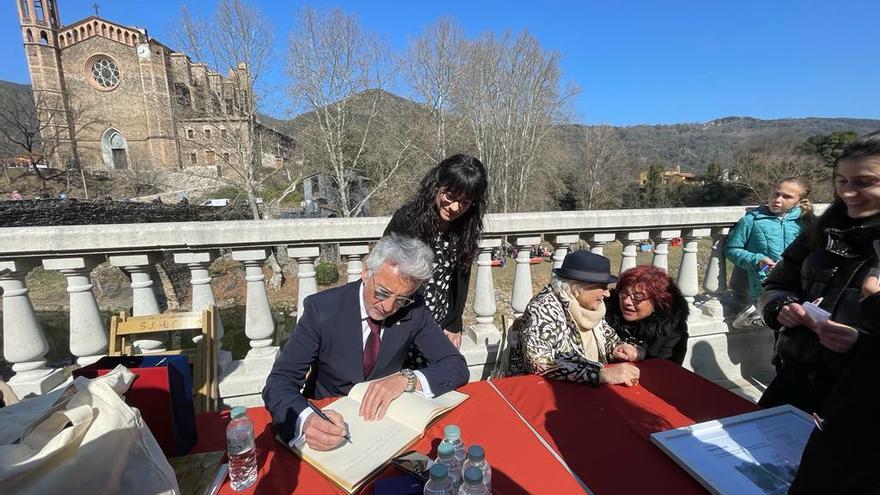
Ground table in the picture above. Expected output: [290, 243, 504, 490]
[192, 380, 587, 494]
[192, 360, 756, 494]
[492, 359, 758, 494]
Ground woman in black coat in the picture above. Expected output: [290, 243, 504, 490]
[758, 130, 880, 414]
[604, 265, 690, 364]
[383, 154, 488, 365]
[788, 270, 880, 494]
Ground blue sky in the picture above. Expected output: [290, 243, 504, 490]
[2, 0, 878, 126]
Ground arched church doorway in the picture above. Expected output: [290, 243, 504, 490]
[101, 128, 129, 169]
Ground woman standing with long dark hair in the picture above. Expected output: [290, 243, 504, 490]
[758, 130, 880, 414]
[384, 154, 488, 360]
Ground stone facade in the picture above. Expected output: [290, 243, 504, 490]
[16, 0, 293, 171]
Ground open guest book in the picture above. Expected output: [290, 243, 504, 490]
[290, 380, 469, 494]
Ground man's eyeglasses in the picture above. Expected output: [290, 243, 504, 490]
[619, 291, 649, 304]
[371, 275, 416, 307]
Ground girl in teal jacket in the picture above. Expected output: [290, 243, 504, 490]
[725, 177, 813, 326]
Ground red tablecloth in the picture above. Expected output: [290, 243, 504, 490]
[491, 359, 758, 495]
[192, 380, 586, 494]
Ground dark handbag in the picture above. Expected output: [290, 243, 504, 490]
[73, 355, 198, 456]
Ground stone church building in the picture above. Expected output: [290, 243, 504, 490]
[16, 0, 292, 171]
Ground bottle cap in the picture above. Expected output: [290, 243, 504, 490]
[443, 424, 461, 441]
[230, 406, 247, 419]
[437, 442, 455, 458]
[463, 466, 483, 484]
[467, 445, 485, 462]
[429, 463, 448, 480]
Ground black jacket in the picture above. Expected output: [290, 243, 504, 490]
[758, 207, 880, 410]
[788, 292, 880, 495]
[383, 209, 471, 333]
[604, 288, 690, 364]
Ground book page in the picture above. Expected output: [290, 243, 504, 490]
[347, 381, 469, 431]
[298, 396, 421, 492]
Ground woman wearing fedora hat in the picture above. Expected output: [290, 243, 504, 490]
[508, 250, 643, 386]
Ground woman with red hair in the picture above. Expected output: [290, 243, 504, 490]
[604, 265, 690, 364]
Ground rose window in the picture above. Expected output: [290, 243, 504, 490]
[91, 58, 120, 89]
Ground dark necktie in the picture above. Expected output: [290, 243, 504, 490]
[363, 318, 382, 378]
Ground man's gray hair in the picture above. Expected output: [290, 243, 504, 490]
[365, 234, 434, 283]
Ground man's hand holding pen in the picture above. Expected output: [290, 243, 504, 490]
[303, 406, 348, 451]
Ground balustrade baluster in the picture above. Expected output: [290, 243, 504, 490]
[676, 229, 711, 314]
[288, 246, 320, 320]
[174, 251, 230, 372]
[511, 236, 541, 318]
[699, 227, 729, 317]
[550, 234, 579, 269]
[0, 259, 66, 396]
[231, 249, 276, 359]
[588, 233, 616, 257]
[619, 231, 649, 274]
[340, 245, 370, 283]
[109, 254, 165, 353]
[472, 239, 500, 334]
[42, 256, 107, 365]
[650, 230, 680, 273]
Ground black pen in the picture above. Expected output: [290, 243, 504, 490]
[308, 403, 352, 443]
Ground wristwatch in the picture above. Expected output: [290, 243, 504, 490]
[399, 368, 417, 393]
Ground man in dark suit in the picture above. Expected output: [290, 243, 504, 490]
[262, 234, 469, 451]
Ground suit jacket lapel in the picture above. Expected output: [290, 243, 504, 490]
[340, 282, 368, 383]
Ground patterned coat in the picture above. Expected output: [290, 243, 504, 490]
[509, 285, 623, 386]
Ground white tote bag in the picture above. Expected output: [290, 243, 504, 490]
[0, 365, 181, 495]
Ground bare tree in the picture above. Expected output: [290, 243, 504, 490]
[454, 30, 577, 213]
[406, 17, 466, 161]
[287, 6, 414, 218]
[173, 0, 291, 220]
[559, 125, 627, 210]
[0, 86, 98, 190]
[118, 163, 163, 197]
[730, 135, 832, 203]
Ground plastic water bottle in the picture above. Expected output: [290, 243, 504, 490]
[423, 463, 455, 495]
[442, 425, 467, 465]
[226, 406, 257, 491]
[435, 442, 462, 490]
[458, 467, 488, 494]
[461, 445, 491, 492]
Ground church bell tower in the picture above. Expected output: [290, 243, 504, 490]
[17, 0, 77, 165]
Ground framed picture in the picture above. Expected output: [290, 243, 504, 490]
[651, 405, 814, 495]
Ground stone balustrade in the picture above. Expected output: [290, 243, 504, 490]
[0, 205, 828, 405]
